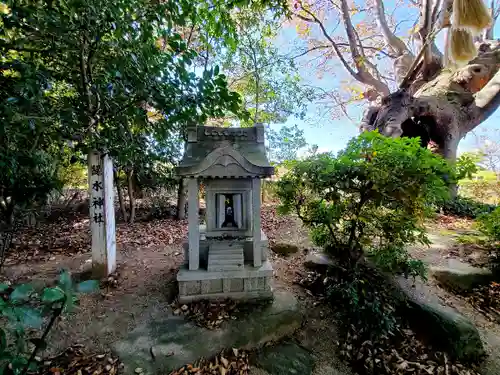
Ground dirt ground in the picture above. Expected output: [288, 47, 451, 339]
[1, 206, 352, 374]
[3, 208, 500, 374]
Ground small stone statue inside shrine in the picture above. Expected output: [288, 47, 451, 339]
[221, 196, 238, 228]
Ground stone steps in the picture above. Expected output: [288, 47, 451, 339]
[208, 245, 244, 272]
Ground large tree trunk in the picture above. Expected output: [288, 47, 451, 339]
[361, 40, 500, 161]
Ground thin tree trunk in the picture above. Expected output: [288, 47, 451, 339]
[64, 192, 80, 208]
[114, 170, 128, 222]
[177, 179, 186, 220]
[126, 169, 136, 224]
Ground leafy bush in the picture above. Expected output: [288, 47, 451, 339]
[368, 244, 426, 280]
[477, 207, 500, 242]
[276, 131, 451, 271]
[0, 272, 99, 374]
[440, 196, 497, 218]
[0, 150, 63, 225]
[325, 265, 398, 337]
[276, 132, 454, 338]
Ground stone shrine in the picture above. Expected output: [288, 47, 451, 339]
[175, 124, 275, 303]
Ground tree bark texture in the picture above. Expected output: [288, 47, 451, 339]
[176, 178, 187, 220]
[361, 41, 500, 160]
[114, 170, 128, 223]
[126, 169, 136, 224]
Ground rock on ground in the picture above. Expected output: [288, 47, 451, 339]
[430, 259, 493, 292]
[271, 243, 300, 256]
[112, 290, 303, 374]
[303, 252, 335, 271]
[255, 342, 315, 375]
[394, 276, 485, 362]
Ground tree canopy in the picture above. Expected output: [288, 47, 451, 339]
[0, 0, 289, 221]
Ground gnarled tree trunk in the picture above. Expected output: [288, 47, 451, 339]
[361, 40, 500, 161]
[293, 0, 500, 161]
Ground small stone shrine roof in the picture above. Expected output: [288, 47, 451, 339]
[176, 124, 274, 178]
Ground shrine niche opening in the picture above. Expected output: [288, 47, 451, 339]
[215, 193, 244, 229]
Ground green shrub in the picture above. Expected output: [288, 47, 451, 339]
[0, 271, 99, 374]
[0, 150, 63, 224]
[276, 131, 451, 271]
[276, 131, 454, 338]
[325, 265, 398, 338]
[440, 196, 497, 218]
[477, 207, 500, 242]
[368, 244, 426, 280]
[455, 233, 487, 245]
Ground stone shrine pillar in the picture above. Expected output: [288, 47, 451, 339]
[252, 178, 262, 267]
[187, 178, 200, 271]
[88, 151, 116, 278]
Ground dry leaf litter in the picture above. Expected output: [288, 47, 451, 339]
[168, 348, 249, 375]
[296, 270, 482, 375]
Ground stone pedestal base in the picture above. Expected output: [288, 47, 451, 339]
[177, 261, 273, 303]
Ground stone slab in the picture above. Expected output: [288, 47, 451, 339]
[256, 342, 315, 375]
[393, 276, 485, 361]
[303, 251, 335, 271]
[112, 290, 302, 375]
[430, 259, 493, 292]
[177, 261, 273, 281]
[177, 261, 273, 303]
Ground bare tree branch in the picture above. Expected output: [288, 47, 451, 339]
[297, 7, 358, 78]
[470, 69, 500, 132]
[297, 0, 390, 95]
[373, 0, 412, 57]
[419, 0, 434, 70]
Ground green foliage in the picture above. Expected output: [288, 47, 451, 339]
[455, 233, 487, 245]
[459, 177, 500, 205]
[0, 147, 63, 222]
[56, 149, 87, 189]
[440, 196, 497, 218]
[325, 265, 398, 337]
[267, 124, 307, 164]
[477, 207, 500, 242]
[456, 152, 480, 180]
[368, 244, 426, 280]
[276, 131, 451, 270]
[0, 271, 99, 375]
[205, 9, 316, 127]
[1, 0, 289, 221]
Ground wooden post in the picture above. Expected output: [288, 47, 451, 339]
[88, 151, 116, 278]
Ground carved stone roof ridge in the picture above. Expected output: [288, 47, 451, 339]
[176, 124, 274, 178]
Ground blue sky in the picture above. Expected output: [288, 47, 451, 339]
[270, 6, 500, 155]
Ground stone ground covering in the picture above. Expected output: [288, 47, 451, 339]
[404, 216, 500, 375]
[1, 207, 500, 374]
